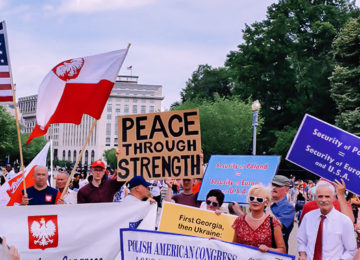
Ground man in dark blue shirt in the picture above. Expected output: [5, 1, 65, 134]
[21, 166, 60, 205]
[270, 175, 295, 253]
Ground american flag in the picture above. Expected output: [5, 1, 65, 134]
[0, 21, 13, 102]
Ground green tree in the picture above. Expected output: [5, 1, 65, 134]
[20, 133, 47, 165]
[330, 18, 360, 135]
[53, 159, 73, 169]
[226, 0, 357, 156]
[180, 65, 232, 102]
[104, 148, 117, 169]
[0, 106, 18, 162]
[173, 96, 261, 162]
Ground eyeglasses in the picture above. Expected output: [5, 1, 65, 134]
[92, 168, 104, 172]
[248, 196, 266, 203]
[206, 200, 218, 207]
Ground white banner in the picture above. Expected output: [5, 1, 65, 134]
[120, 229, 295, 260]
[0, 201, 157, 259]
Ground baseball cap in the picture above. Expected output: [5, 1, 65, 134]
[91, 160, 105, 169]
[127, 176, 151, 189]
[272, 175, 290, 187]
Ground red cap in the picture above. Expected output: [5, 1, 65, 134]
[91, 160, 105, 169]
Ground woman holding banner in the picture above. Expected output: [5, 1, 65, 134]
[200, 189, 225, 212]
[232, 185, 286, 254]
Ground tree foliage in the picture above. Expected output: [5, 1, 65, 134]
[103, 148, 117, 169]
[21, 133, 47, 165]
[0, 106, 18, 162]
[173, 96, 261, 162]
[0, 106, 47, 165]
[330, 17, 360, 135]
[225, 0, 357, 156]
[180, 65, 232, 102]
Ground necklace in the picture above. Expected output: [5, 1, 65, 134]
[248, 212, 266, 221]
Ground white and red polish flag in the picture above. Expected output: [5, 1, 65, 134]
[0, 21, 13, 102]
[0, 142, 50, 206]
[26, 49, 128, 145]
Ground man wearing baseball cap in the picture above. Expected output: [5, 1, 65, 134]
[77, 160, 125, 203]
[270, 175, 295, 253]
[123, 176, 155, 204]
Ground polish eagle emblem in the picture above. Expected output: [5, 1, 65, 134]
[52, 57, 84, 81]
[30, 217, 56, 246]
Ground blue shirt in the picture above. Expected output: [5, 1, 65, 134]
[271, 197, 295, 251]
[24, 186, 60, 205]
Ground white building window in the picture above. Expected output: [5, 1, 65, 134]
[141, 105, 146, 113]
[91, 150, 95, 162]
[106, 123, 111, 136]
[132, 105, 137, 114]
[150, 106, 155, 113]
[107, 104, 112, 112]
[114, 120, 118, 134]
[115, 106, 121, 115]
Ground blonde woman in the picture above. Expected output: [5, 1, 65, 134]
[232, 185, 286, 253]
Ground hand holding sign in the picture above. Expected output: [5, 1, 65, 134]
[334, 179, 346, 196]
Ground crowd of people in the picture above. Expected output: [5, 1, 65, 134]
[1, 161, 360, 260]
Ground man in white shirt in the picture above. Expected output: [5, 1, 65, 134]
[55, 171, 77, 204]
[4, 164, 16, 182]
[297, 180, 357, 260]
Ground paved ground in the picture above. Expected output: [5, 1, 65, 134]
[288, 221, 299, 259]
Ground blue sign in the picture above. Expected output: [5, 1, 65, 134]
[286, 114, 360, 195]
[198, 155, 280, 203]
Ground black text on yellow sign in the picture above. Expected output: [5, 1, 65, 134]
[117, 109, 203, 180]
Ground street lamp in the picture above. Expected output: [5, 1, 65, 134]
[251, 100, 261, 155]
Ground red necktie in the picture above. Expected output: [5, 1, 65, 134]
[313, 215, 326, 260]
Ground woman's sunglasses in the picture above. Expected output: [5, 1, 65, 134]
[206, 200, 218, 207]
[248, 196, 266, 203]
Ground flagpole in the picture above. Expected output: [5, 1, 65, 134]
[50, 139, 54, 187]
[60, 119, 98, 199]
[2, 21, 27, 196]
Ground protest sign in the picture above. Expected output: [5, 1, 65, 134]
[0, 201, 156, 259]
[197, 155, 280, 203]
[120, 228, 295, 260]
[117, 109, 202, 181]
[158, 202, 236, 242]
[287, 114, 360, 195]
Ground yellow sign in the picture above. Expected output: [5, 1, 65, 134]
[117, 109, 202, 181]
[158, 202, 237, 242]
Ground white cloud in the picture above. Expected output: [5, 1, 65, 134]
[0, 0, 6, 8]
[55, 0, 156, 13]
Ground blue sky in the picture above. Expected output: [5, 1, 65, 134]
[2, 0, 358, 109]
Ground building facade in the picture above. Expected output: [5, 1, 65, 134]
[18, 76, 163, 167]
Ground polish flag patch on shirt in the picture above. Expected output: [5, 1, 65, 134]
[45, 195, 52, 202]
